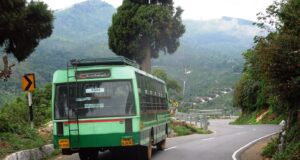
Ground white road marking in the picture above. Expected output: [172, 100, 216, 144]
[252, 128, 257, 131]
[165, 146, 177, 151]
[232, 126, 244, 129]
[235, 132, 245, 136]
[232, 131, 279, 160]
[201, 137, 215, 141]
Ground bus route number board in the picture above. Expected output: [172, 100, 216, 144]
[86, 88, 105, 93]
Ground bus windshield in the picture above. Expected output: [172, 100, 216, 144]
[54, 80, 136, 119]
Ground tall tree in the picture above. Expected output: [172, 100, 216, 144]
[108, 0, 185, 73]
[255, 0, 300, 128]
[234, 0, 300, 128]
[0, 0, 54, 80]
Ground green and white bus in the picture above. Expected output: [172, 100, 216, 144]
[52, 57, 170, 160]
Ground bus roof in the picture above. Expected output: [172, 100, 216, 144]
[53, 63, 165, 84]
[70, 56, 139, 68]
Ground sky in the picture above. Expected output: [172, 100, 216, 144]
[40, 0, 275, 21]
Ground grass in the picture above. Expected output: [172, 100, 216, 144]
[230, 112, 258, 125]
[261, 137, 279, 158]
[230, 108, 285, 125]
[273, 141, 300, 160]
[0, 130, 46, 159]
[262, 125, 300, 160]
[171, 121, 212, 136]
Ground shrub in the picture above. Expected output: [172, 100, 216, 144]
[262, 125, 300, 160]
[262, 137, 279, 158]
[273, 141, 300, 160]
[0, 84, 52, 133]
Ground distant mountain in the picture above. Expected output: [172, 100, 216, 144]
[221, 16, 254, 26]
[0, 0, 261, 107]
[53, 0, 114, 42]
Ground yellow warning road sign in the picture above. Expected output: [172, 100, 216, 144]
[22, 73, 35, 92]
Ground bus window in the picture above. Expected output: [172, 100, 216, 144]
[54, 80, 136, 120]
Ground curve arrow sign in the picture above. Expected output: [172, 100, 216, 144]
[22, 74, 35, 92]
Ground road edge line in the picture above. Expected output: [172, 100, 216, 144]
[232, 131, 279, 160]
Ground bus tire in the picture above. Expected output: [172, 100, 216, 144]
[156, 139, 166, 151]
[166, 124, 169, 136]
[61, 149, 73, 155]
[138, 138, 153, 160]
[79, 150, 98, 160]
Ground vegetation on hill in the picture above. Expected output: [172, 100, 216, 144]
[0, 0, 259, 112]
[233, 0, 300, 159]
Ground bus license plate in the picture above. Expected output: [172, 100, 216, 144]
[121, 138, 133, 146]
[59, 139, 70, 149]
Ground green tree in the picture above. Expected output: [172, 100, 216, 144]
[255, 0, 300, 129]
[0, 0, 54, 80]
[233, 50, 269, 114]
[108, 0, 185, 72]
[234, 0, 300, 128]
[152, 68, 181, 99]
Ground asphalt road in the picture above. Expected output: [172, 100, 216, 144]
[53, 119, 281, 160]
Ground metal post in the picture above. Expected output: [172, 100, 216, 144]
[28, 92, 34, 129]
[182, 65, 191, 103]
[298, 110, 300, 127]
[182, 80, 186, 100]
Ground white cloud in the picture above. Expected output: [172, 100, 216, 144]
[40, 0, 86, 10]
[174, 0, 275, 21]
[39, 0, 275, 21]
[187, 18, 262, 38]
[103, 0, 122, 7]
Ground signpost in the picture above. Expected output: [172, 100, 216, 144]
[22, 73, 36, 129]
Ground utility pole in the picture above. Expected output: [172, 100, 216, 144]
[182, 65, 191, 102]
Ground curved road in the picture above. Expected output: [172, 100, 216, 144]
[54, 119, 281, 160]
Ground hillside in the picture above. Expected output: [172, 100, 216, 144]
[0, 0, 261, 109]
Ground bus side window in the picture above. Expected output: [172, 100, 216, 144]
[138, 74, 146, 113]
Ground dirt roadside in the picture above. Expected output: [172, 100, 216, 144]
[240, 135, 278, 160]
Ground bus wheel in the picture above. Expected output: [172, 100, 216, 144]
[138, 139, 153, 160]
[79, 150, 98, 160]
[146, 140, 153, 160]
[156, 139, 166, 151]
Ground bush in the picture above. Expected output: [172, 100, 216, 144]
[262, 138, 279, 158]
[262, 125, 300, 160]
[0, 84, 52, 133]
[0, 84, 52, 158]
[273, 141, 300, 160]
[0, 130, 46, 158]
[0, 98, 29, 133]
[231, 111, 257, 125]
[170, 121, 212, 136]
